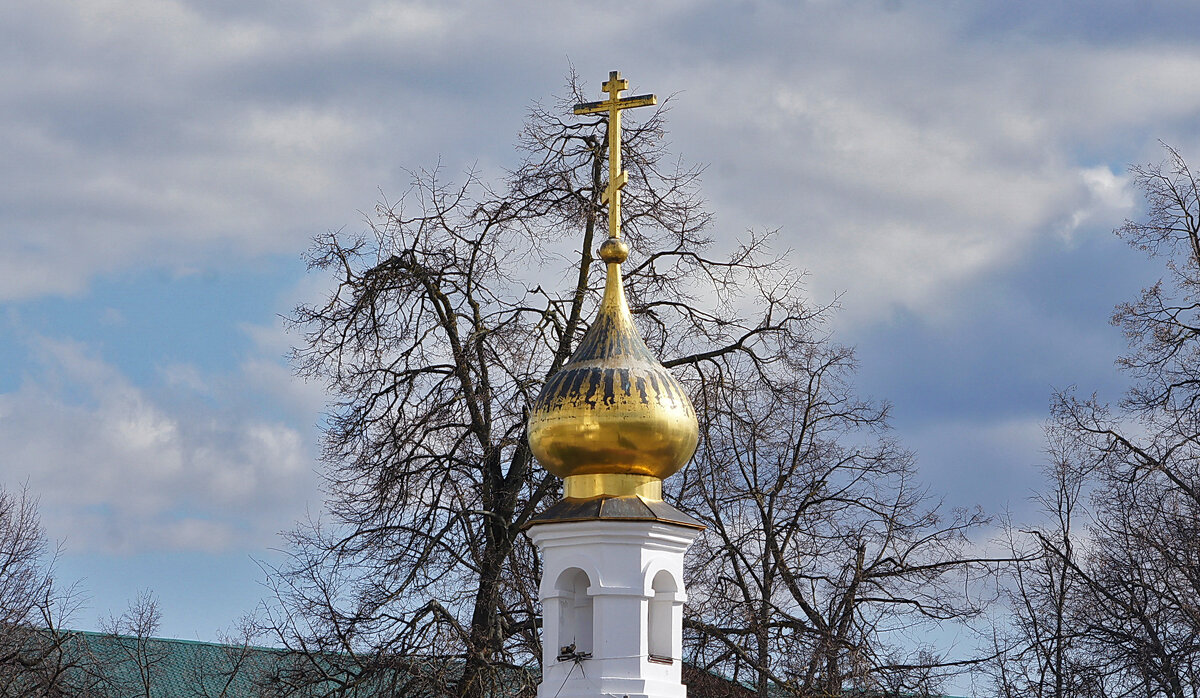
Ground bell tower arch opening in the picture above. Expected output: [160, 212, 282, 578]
[648, 569, 678, 663]
[554, 567, 594, 657]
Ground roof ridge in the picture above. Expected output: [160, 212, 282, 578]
[64, 629, 285, 654]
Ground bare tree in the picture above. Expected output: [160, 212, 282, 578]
[80, 589, 171, 697]
[1001, 143, 1200, 698]
[0, 483, 81, 697]
[987, 430, 1105, 698]
[678, 342, 1000, 697]
[176, 620, 283, 698]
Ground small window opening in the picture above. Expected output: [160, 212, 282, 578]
[648, 569, 677, 664]
[555, 568, 593, 662]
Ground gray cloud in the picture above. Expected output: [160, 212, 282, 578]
[7, 0, 1198, 325]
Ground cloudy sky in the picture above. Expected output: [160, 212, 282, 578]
[3, 0, 1198, 644]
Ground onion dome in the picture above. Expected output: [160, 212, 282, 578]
[527, 238, 699, 501]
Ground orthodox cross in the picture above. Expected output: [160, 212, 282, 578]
[574, 71, 656, 241]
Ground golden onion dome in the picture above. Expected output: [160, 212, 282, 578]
[527, 238, 699, 500]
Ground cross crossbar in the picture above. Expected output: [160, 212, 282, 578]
[573, 94, 657, 115]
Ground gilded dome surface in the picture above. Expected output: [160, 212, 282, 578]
[527, 260, 699, 483]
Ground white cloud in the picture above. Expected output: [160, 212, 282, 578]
[0, 334, 318, 554]
[1059, 165, 1135, 242]
[158, 363, 210, 395]
[236, 309, 333, 424]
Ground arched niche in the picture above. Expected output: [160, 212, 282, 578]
[648, 569, 678, 663]
[554, 567, 594, 657]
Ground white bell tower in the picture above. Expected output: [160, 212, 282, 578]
[527, 504, 702, 698]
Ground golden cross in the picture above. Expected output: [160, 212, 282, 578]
[574, 71, 657, 241]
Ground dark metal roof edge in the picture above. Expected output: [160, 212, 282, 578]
[523, 496, 707, 531]
[524, 514, 706, 531]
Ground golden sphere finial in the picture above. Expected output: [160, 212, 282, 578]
[598, 238, 629, 264]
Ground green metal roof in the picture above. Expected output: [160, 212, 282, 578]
[57, 630, 286, 697]
[47, 631, 533, 697]
[38, 631, 968, 698]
